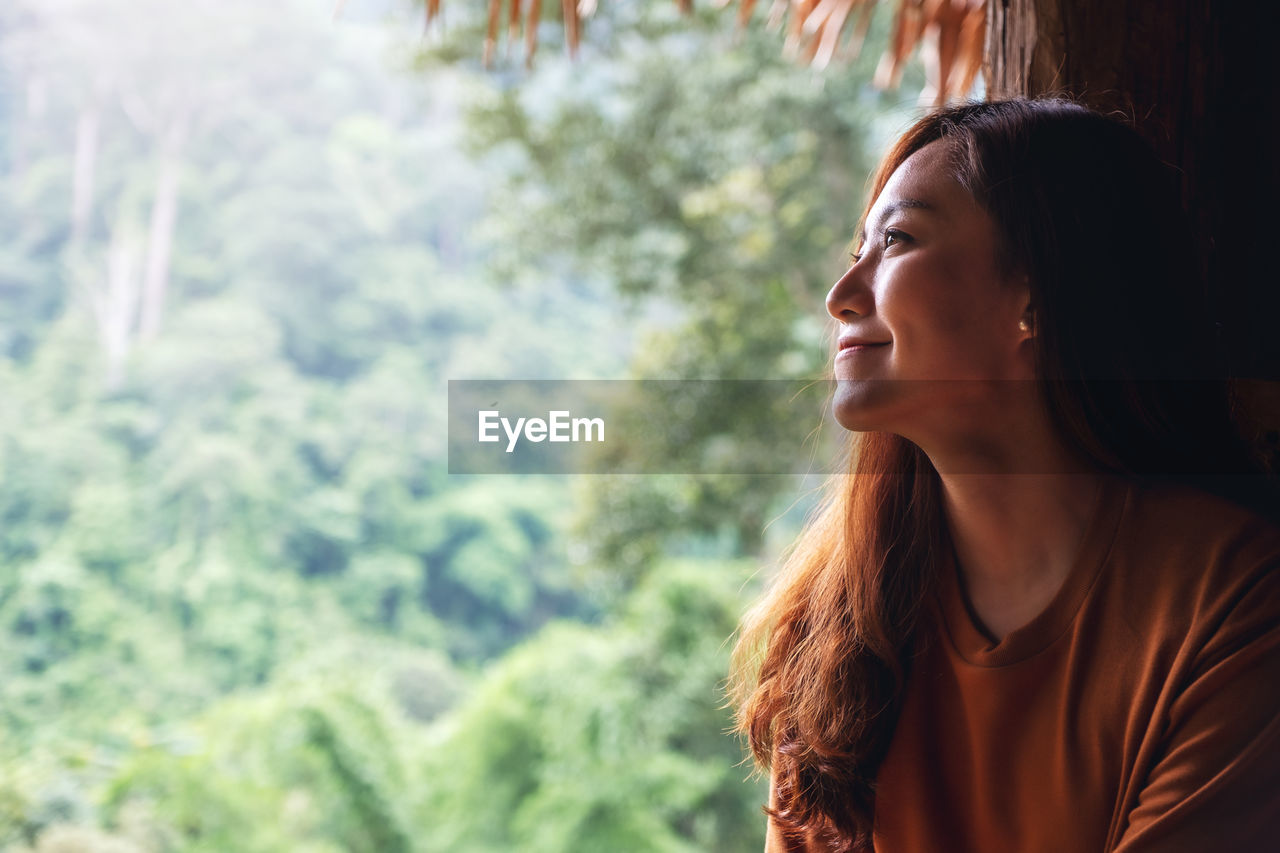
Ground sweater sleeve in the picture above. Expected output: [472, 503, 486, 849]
[1111, 561, 1280, 852]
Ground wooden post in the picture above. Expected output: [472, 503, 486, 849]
[984, 0, 1280, 468]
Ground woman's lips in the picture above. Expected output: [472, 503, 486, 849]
[836, 342, 889, 359]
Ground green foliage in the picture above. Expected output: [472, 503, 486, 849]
[0, 0, 910, 848]
[423, 558, 768, 853]
[91, 668, 428, 853]
[0, 1, 623, 846]
[464, 4, 897, 574]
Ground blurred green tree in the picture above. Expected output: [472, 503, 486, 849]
[421, 558, 767, 853]
[459, 3, 906, 582]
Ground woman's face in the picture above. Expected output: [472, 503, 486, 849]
[826, 140, 1034, 439]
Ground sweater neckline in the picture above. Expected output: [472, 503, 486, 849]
[937, 475, 1132, 668]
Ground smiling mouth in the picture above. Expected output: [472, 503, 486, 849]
[837, 342, 890, 357]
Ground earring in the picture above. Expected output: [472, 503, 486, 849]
[1018, 317, 1032, 333]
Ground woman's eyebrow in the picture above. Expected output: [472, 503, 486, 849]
[858, 197, 935, 245]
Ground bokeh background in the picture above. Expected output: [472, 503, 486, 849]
[0, 0, 926, 849]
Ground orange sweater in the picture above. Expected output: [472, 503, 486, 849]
[766, 477, 1280, 852]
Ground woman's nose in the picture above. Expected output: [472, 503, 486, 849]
[825, 261, 873, 321]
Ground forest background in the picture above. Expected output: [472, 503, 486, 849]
[0, 0, 927, 849]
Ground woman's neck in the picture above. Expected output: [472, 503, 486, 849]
[918, 405, 1105, 642]
[937, 470, 1103, 640]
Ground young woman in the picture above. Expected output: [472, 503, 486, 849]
[731, 99, 1280, 852]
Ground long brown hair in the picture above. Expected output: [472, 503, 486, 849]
[729, 98, 1273, 851]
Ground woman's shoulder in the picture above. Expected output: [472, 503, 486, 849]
[1124, 477, 1280, 551]
[1117, 476, 1280, 616]
[1106, 478, 1280, 852]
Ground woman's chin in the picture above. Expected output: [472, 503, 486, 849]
[831, 381, 894, 432]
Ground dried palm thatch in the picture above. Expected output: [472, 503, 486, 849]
[757, 0, 987, 101]
[870, 0, 986, 103]
[357, 0, 984, 101]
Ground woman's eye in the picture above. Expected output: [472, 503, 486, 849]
[884, 228, 909, 248]
[849, 230, 906, 265]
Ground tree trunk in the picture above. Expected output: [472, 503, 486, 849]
[138, 121, 186, 341]
[984, 0, 1280, 464]
[91, 229, 142, 391]
[71, 106, 100, 243]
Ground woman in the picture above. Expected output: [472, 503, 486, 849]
[730, 98, 1280, 852]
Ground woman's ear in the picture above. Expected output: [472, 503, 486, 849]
[1016, 275, 1035, 339]
[1014, 293, 1038, 379]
